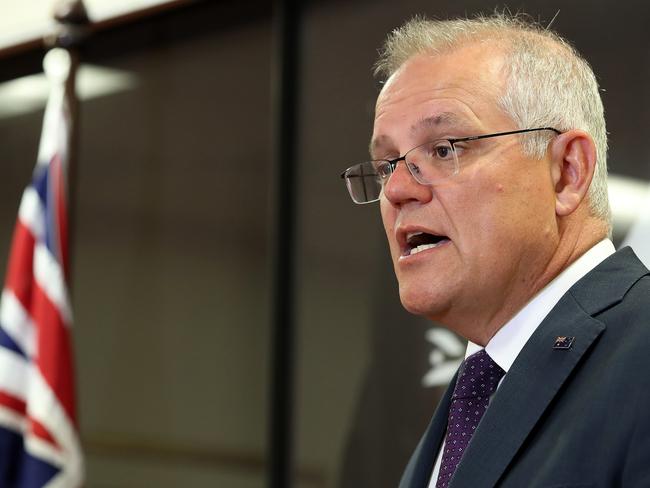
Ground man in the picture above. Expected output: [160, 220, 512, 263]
[340, 13, 650, 488]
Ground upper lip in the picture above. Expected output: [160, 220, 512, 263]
[396, 225, 449, 255]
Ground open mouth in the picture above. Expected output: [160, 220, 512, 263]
[403, 231, 450, 257]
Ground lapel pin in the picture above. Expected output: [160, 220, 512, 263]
[553, 336, 575, 350]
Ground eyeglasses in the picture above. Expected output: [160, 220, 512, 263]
[340, 127, 561, 204]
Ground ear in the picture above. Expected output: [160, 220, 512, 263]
[549, 129, 597, 217]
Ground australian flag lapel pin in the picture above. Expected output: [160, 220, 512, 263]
[553, 336, 575, 350]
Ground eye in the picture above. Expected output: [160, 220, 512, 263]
[376, 161, 393, 178]
[435, 145, 451, 159]
[426, 141, 455, 160]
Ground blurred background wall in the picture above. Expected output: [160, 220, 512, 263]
[0, 0, 649, 487]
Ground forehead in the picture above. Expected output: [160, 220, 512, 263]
[371, 43, 510, 151]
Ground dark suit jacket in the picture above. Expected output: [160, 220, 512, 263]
[400, 247, 650, 488]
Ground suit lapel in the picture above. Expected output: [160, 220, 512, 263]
[400, 371, 457, 488]
[449, 295, 605, 487]
[449, 247, 649, 487]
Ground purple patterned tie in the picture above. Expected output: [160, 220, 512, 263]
[435, 350, 505, 488]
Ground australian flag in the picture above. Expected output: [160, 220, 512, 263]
[0, 48, 83, 487]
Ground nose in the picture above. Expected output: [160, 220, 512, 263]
[382, 160, 433, 205]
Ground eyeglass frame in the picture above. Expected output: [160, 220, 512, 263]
[340, 127, 562, 204]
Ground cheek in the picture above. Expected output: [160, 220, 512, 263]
[380, 200, 397, 246]
[451, 180, 530, 250]
[473, 179, 555, 246]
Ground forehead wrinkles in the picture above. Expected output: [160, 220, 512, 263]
[371, 92, 494, 157]
[370, 111, 468, 156]
[371, 53, 509, 155]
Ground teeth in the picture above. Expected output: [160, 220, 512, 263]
[409, 242, 443, 255]
[406, 231, 424, 241]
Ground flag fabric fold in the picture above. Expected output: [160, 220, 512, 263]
[0, 48, 83, 488]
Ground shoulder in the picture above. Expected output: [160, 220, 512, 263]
[569, 247, 650, 373]
[569, 246, 650, 317]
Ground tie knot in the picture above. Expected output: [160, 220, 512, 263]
[452, 350, 505, 400]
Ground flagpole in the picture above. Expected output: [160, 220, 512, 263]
[269, 0, 300, 486]
[46, 0, 90, 286]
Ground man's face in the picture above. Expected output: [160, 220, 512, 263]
[373, 44, 560, 340]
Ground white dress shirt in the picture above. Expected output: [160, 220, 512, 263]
[427, 239, 615, 487]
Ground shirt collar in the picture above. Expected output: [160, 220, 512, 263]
[465, 239, 615, 372]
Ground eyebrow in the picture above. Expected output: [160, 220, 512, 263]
[409, 112, 463, 135]
[369, 112, 470, 158]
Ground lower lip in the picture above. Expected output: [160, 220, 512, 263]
[398, 239, 451, 263]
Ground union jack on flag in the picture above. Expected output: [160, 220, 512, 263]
[0, 48, 83, 487]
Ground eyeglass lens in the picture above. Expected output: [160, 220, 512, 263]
[344, 139, 457, 204]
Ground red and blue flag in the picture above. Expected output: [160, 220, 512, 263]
[0, 48, 83, 487]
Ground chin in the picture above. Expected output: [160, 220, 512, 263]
[398, 286, 447, 319]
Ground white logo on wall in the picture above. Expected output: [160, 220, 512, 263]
[621, 182, 650, 268]
[422, 328, 465, 388]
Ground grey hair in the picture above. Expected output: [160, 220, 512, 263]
[375, 13, 611, 228]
